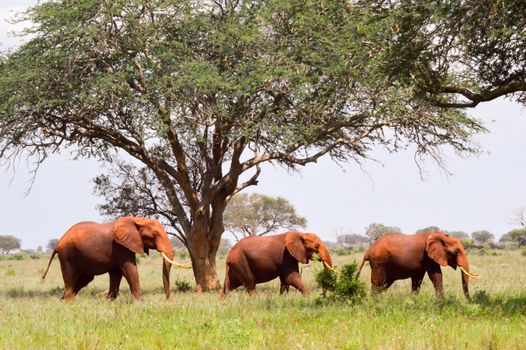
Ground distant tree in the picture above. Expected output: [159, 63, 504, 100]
[0, 235, 21, 254]
[447, 231, 470, 239]
[341, 234, 371, 246]
[499, 229, 526, 243]
[46, 239, 58, 253]
[365, 223, 401, 241]
[471, 230, 495, 244]
[415, 226, 441, 234]
[223, 193, 306, 241]
[36, 246, 43, 254]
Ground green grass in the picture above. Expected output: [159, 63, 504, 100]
[1, 251, 525, 349]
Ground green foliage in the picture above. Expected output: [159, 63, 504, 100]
[46, 239, 58, 253]
[415, 226, 441, 234]
[224, 193, 307, 240]
[448, 231, 470, 239]
[315, 263, 366, 304]
[521, 250, 526, 257]
[364, 223, 401, 241]
[332, 247, 353, 256]
[174, 279, 193, 293]
[0, 235, 21, 254]
[499, 229, 526, 242]
[471, 230, 495, 244]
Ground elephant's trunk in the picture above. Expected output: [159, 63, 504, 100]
[457, 254, 475, 300]
[317, 243, 333, 270]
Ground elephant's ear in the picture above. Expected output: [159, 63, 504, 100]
[425, 233, 448, 266]
[285, 232, 308, 264]
[112, 217, 144, 254]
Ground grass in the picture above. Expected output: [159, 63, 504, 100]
[0, 251, 525, 349]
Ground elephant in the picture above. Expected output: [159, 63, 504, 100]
[222, 231, 333, 296]
[357, 231, 479, 299]
[42, 216, 191, 301]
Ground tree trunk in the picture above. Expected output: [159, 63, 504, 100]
[188, 218, 222, 292]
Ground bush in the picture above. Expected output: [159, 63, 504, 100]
[174, 279, 192, 293]
[315, 262, 366, 304]
[521, 250, 526, 257]
[10, 253, 25, 261]
[332, 248, 352, 256]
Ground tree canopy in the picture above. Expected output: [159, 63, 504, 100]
[471, 230, 495, 244]
[499, 229, 526, 242]
[223, 193, 306, 241]
[415, 226, 441, 234]
[1, 0, 525, 290]
[365, 223, 401, 241]
[447, 231, 470, 239]
[0, 235, 21, 254]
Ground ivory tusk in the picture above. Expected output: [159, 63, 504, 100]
[322, 260, 334, 272]
[459, 266, 480, 279]
[161, 252, 193, 269]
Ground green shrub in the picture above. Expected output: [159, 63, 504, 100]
[9, 253, 25, 261]
[174, 279, 192, 293]
[332, 247, 352, 256]
[315, 262, 366, 304]
[521, 250, 526, 257]
[5, 269, 16, 276]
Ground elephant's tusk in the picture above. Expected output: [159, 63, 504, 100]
[459, 266, 480, 279]
[161, 252, 193, 269]
[322, 260, 334, 272]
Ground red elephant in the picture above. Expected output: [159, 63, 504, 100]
[358, 231, 479, 299]
[42, 217, 190, 301]
[222, 231, 333, 296]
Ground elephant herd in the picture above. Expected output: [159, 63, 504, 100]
[42, 216, 479, 301]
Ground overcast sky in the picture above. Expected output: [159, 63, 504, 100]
[1, 2, 525, 249]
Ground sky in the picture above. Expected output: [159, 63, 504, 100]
[1, 2, 525, 249]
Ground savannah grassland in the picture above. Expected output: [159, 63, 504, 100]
[1, 250, 525, 350]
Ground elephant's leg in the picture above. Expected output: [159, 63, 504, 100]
[411, 271, 426, 294]
[107, 270, 123, 300]
[121, 260, 141, 300]
[370, 264, 387, 294]
[279, 276, 290, 294]
[73, 274, 94, 295]
[284, 272, 307, 295]
[426, 265, 444, 297]
[59, 258, 78, 302]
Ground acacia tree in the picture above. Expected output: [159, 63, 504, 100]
[365, 223, 401, 241]
[1, 0, 525, 290]
[0, 235, 21, 254]
[223, 193, 306, 241]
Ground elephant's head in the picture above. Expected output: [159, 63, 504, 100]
[112, 217, 177, 299]
[425, 231, 479, 299]
[285, 232, 333, 269]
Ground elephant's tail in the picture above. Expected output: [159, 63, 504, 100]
[42, 250, 57, 279]
[356, 253, 369, 278]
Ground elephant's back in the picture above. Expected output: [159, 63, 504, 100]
[367, 233, 427, 266]
[228, 235, 285, 261]
[56, 221, 113, 251]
